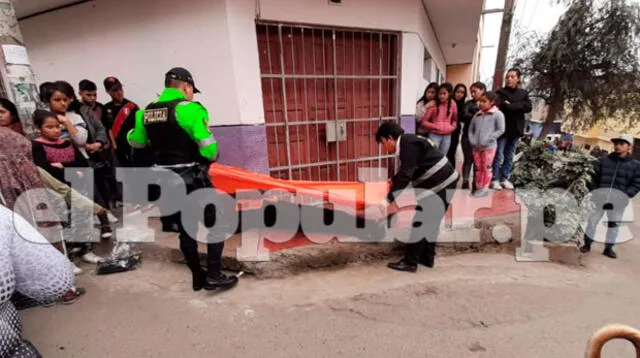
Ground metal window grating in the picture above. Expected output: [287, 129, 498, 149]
[257, 22, 400, 182]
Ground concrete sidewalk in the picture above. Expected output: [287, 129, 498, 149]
[111, 190, 582, 278]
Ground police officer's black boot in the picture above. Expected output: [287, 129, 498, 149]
[192, 269, 207, 292]
[204, 272, 238, 290]
[580, 237, 592, 253]
[179, 235, 209, 291]
[185, 256, 207, 291]
[603, 244, 617, 259]
[203, 242, 238, 291]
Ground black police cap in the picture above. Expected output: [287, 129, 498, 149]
[165, 67, 200, 94]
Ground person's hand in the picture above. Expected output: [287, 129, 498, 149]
[371, 200, 391, 221]
[378, 201, 388, 215]
[96, 208, 108, 216]
[358, 203, 384, 221]
[86, 143, 102, 152]
[425, 100, 436, 109]
[56, 114, 69, 125]
[51, 163, 64, 168]
[386, 201, 400, 216]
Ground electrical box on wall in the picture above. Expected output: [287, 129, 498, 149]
[328, 0, 343, 5]
[326, 121, 347, 142]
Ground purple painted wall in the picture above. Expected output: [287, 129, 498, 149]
[400, 115, 416, 134]
[212, 119, 413, 176]
[211, 124, 269, 174]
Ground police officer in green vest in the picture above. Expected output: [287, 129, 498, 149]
[127, 67, 238, 291]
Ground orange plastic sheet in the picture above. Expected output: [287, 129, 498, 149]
[209, 164, 390, 211]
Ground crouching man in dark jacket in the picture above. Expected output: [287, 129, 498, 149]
[375, 122, 459, 273]
[581, 134, 640, 259]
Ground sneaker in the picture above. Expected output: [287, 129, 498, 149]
[501, 180, 515, 190]
[69, 246, 83, 255]
[61, 289, 80, 305]
[82, 252, 104, 264]
[491, 181, 502, 190]
[580, 244, 591, 253]
[72, 262, 83, 275]
[100, 226, 113, 240]
[107, 212, 119, 224]
[61, 287, 86, 305]
[473, 189, 489, 197]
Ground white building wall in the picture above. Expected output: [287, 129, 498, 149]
[400, 33, 425, 115]
[224, 0, 266, 125]
[20, 0, 256, 126]
[20, 0, 446, 125]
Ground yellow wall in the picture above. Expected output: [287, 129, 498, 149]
[446, 63, 474, 86]
[565, 118, 640, 140]
[572, 136, 613, 152]
[564, 116, 640, 151]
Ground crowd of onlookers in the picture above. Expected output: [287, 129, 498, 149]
[415, 68, 533, 196]
[0, 77, 151, 306]
[416, 69, 640, 262]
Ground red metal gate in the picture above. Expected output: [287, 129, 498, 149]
[257, 23, 399, 181]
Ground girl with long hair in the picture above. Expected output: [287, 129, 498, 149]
[415, 82, 438, 135]
[446, 83, 468, 166]
[420, 83, 458, 154]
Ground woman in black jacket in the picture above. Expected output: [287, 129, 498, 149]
[446, 84, 468, 167]
[491, 68, 532, 190]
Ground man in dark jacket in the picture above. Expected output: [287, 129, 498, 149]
[581, 134, 640, 258]
[103, 77, 153, 213]
[492, 69, 532, 190]
[78, 79, 105, 125]
[103, 77, 145, 167]
[376, 122, 459, 272]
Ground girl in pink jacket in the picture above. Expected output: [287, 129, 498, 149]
[420, 83, 458, 155]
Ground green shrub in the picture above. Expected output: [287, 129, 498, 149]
[511, 143, 597, 243]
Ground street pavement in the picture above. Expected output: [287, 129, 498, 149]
[21, 199, 640, 358]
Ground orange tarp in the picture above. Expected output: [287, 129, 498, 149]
[209, 164, 389, 211]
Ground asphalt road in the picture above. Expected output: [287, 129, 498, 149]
[21, 201, 640, 358]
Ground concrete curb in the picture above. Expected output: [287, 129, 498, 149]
[136, 212, 583, 278]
